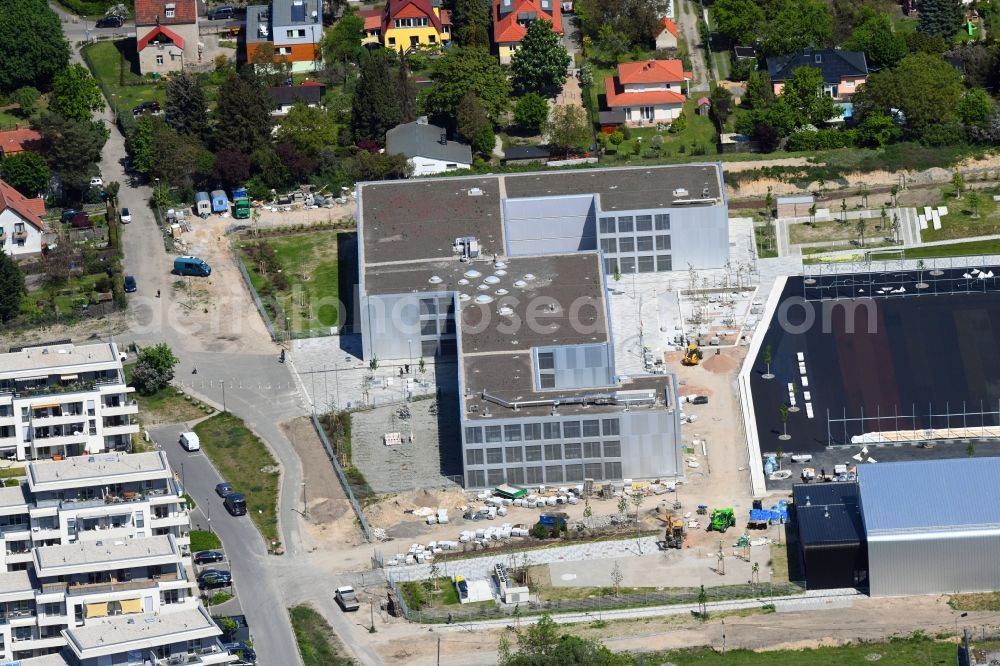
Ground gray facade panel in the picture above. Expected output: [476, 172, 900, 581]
[868, 532, 1000, 596]
[535, 344, 614, 390]
[597, 205, 728, 271]
[619, 410, 681, 479]
[504, 195, 597, 256]
[361, 292, 455, 361]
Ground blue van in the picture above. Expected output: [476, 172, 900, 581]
[173, 256, 212, 277]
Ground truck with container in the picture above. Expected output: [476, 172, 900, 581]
[231, 187, 250, 220]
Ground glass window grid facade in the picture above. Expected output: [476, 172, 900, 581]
[597, 212, 673, 275]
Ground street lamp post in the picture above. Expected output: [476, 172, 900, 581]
[407, 339, 413, 374]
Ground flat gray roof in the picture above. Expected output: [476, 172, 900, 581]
[28, 451, 170, 489]
[0, 482, 28, 510]
[859, 458, 1000, 536]
[367, 253, 609, 354]
[463, 352, 674, 418]
[503, 164, 724, 211]
[271, 0, 320, 26]
[246, 4, 269, 43]
[0, 570, 34, 596]
[64, 606, 220, 657]
[35, 535, 178, 573]
[0, 342, 120, 376]
[360, 177, 504, 265]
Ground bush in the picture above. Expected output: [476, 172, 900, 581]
[131, 363, 168, 396]
[513, 93, 549, 132]
[608, 131, 624, 145]
[917, 121, 965, 147]
[530, 523, 551, 539]
[786, 128, 855, 151]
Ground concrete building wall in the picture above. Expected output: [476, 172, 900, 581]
[0, 209, 42, 257]
[409, 156, 471, 176]
[619, 408, 681, 479]
[597, 205, 727, 275]
[360, 292, 456, 362]
[868, 532, 1000, 596]
[504, 195, 597, 256]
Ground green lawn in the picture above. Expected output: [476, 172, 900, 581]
[124, 365, 206, 425]
[207, 592, 233, 605]
[189, 530, 222, 552]
[660, 635, 1000, 666]
[600, 101, 718, 161]
[81, 39, 165, 112]
[193, 413, 281, 548]
[289, 605, 355, 666]
[237, 231, 341, 337]
[870, 238, 1000, 261]
[400, 578, 461, 609]
[919, 189, 1000, 242]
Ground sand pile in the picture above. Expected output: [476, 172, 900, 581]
[702, 354, 738, 374]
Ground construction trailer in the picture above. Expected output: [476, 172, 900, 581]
[792, 482, 867, 590]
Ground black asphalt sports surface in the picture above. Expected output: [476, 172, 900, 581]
[751, 267, 1000, 452]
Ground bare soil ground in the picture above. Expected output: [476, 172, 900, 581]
[281, 417, 360, 550]
[0, 311, 129, 349]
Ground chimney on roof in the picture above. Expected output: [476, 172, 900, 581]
[440, 133, 447, 146]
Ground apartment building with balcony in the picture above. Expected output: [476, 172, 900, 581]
[0, 342, 138, 461]
[0, 452, 218, 663]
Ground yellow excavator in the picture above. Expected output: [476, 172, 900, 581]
[682, 343, 704, 366]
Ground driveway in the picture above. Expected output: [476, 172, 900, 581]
[674, 0, 710, 93]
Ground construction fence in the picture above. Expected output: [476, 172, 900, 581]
[386, 578, 807, 624]
[310, 413, 372, 543]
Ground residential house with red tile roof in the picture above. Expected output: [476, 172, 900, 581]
[603, 59, 691, 127]
[134, 0, 200, 74]
[655, 18, 678, 50]
[493, 0, 562, 64]
[359, 0, 451, 50]
[0, 128, 41, 158]
[0, 179, 47, 257]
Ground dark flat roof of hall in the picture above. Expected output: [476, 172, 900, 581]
[502, 163, 724, 210]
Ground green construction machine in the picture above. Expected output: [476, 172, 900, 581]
[708, 508, 736, 533]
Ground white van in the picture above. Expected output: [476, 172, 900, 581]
[179, 432, 201, 451]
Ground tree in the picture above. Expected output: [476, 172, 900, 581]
[511, 19, 571, 93]
[709, 86, 733, 125]
[456, 92, 495, 156]
[944, 44, 999, 90]
[917, 0, 963, 39]
[352, 51, 400, 145]
[854, 53, 963, 136]
[906, 31, 947, 55]
[744, 71, 772, 110]
[697, 584, 708, 620]
[1, 152, 49, 197]
[49, 64, 104, 121]
[609, 562, 624, 596]
[513, 93, 549, 131]
[11, 87, 39, 117]
[249, 43, 292, 86]
[277, 103, 340, 156]
[840, 198, 848, 222]
[424, 47, 511, 128]
[322, 8, 364, 65]
[952, 170, 964, 199]
[397, 50, 417, 124]
[546, 105, 591, 157]
[843, 12, 907, 70]
[711, 0, 764, 45]
[617, 494, 628, 517]
[856, 218, 866, 246]
[781, 66, 840, 126]
[131, 344, 179, 396]
[779, 403, 790, 440]
[148, 118, 199, 188]
[0, 0, 70, 92]
[165, 72, 210, 140]
[762, 344, 773, 379]
[350, 150, 412, 181]
[213, 70, 272, 155]
[213, 149, 252, 187]
[957, 88, 994, 126]
[856, 111, 900, 148]
[33, 113, 108, 195]
[759, 0, 832, 57]
[0, 252, 24, 323]
[452, 0, 490, 47]
[592, 25, 629, 66]
[967, 190, 981, 218]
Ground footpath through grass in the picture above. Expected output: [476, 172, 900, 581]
[194, 413, 281, 548]
[289, 605, 355, 666]
[658, 634, 997, 665]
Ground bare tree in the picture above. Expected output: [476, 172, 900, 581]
[855, 219, 866, 247]
[610, 562, 624, 597]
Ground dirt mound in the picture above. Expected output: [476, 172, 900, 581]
[701, 354, 738, 374]
[678, 385, 714, 397]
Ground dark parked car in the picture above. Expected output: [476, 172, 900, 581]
[215, 482, 234, 497]
[60, 209, 79, 224]
[198, 570, 232, 589]
[132, 100, 161, 116]
[193, 550, 225, 565]
[224, 642, 256, 664]
[207, 5, 234, 19]
[690, 395, 709, 405]
[123, 275, 137, 293]
[95, 15, 124, 27]
[224, 492, 247, 516]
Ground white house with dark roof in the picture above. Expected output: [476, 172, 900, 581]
[385, 118, 472, 176]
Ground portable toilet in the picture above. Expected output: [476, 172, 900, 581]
[195, 192, 211, 218]
[210, 190, 229, 214]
